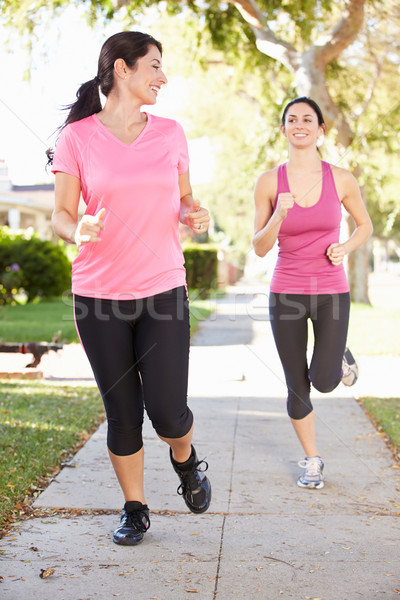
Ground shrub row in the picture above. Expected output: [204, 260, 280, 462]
[0, 227, 218, 305]
[183, 244, 218, 298]
[0, 228, 71, 304]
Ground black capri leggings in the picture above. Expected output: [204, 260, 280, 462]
[269, 292, 350, 420]
[74, 286, 193, 456]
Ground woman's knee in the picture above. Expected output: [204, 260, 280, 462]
[311, 373, 340, 394]
[287, 394, 313, 420]
[107, 422, 143, 456]
[151, 406, 193, 440]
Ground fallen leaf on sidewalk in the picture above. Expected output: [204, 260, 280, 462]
[39, 568, 55, 579]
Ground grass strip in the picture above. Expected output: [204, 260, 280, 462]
[0, 299, 78, 343]
[347, 303, 400, 357]
[3, 296, 397, 355]
[189, 298, 215, 333]
[358, 397, 400, 459]
[0, 295, 215, 343]
[0, 381, 104, 535]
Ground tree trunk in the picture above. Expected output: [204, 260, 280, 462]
[346, 166, 371, 303]
[346, 215, 371, 304]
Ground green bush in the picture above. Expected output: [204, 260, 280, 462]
[183, 244, 218, 298]
[0, 228, 71, 304]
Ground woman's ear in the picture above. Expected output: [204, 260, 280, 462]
[317, 124, 326, 149]
[280, 123, 287, 137]
[114, 58, 128, 80]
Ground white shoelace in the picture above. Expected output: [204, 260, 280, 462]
[342, 361, 353, 376]
[298, 457, 322, 477]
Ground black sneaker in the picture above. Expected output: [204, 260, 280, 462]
[113, 501, 150, 545]
[170, 445, 211, 514]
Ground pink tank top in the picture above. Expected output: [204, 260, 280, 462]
[270, 161, 349, 294]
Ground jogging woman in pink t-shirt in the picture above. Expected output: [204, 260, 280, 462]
[253, 97, 373, 490]
[50, 31, 211, 545]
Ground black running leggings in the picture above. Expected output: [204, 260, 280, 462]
[74, 286, 193, 456]
[269, 292, 350, 420]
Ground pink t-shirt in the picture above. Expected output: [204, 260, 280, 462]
[270, 161, 350, 295]
[52, 113, 189, 299]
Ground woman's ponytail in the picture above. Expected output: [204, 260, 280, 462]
[46, 78, 101, 165]
[64, 78, 102, 127]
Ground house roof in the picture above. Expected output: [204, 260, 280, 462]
[0, 183, 85, 216]
[0, 186, 55, 214]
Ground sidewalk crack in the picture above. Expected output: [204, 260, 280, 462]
[213, 396, 241, 599]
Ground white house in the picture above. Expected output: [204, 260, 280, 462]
[0, 159, 56, 239]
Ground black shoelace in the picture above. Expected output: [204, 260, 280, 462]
[177, 458, 209, 495]
[126, 509, 150, 532]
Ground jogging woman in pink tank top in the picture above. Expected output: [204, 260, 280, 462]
[253, 97, 372, 489]
[50, 32, 211, 545]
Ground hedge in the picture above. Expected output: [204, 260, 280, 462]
[0, 228, 71, 304]
[183, 244, 218, 298]
[0, 228, 217, 304]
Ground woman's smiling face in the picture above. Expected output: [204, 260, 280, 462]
[281, 102, 324, 147]
[125, 45, 168, 105]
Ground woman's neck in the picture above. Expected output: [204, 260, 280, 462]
[99, 94, 145, 127]
[286, 147, 322, 172]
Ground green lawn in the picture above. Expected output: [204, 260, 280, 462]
[0, 382, 104, 533]
[1, 295, 398, 355]
[0, 298, 78, 343]
[305, 302, 400, 358]
[0, 294, 215, 343]
[358, 397, 400, 458]
[347, 303, 400, 357]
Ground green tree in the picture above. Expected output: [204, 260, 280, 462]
[3, 0, 399, 301]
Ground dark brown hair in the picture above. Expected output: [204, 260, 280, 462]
[281, 96, 326, 129]
[47, 31, 162, 164]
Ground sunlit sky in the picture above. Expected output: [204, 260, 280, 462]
[0, 7, 212, 185]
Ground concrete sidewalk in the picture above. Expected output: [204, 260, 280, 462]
[1, 279, 400, 599]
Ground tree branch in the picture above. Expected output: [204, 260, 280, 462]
[352, 55, 383, 121]
[231, 0, 300, 71]
[314, 0, 367, 67]
[230, 0, 265, 29]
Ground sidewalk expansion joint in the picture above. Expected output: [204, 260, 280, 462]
[212, 396, 241, 599]
[15, 504, 400, 526]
